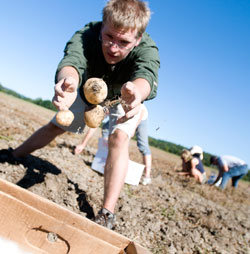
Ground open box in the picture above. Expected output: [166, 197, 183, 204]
[0, 178, 152, 254]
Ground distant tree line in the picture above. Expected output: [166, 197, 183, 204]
[0, 83, 57, 111]
[243, 171, 250, 182]
[1, 82, 249, 181]
[148, 137, 212, 167]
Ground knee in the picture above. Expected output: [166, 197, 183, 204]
[138, 145, 151, 156]
[109, 129, 128, 149]
[44, 122, 65, 135]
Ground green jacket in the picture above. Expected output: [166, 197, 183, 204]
[56, 22, 160, 102]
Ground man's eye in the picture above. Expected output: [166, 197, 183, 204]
[120, 41, 129, 46]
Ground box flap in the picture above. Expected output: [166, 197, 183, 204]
[0, 178, 130, 249]
[126, 241, 153, 254]
[0, 178, 151, 254]
[0, 191, 122, 254]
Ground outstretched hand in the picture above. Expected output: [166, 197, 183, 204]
[52, 77, 78, 111]
[117, 81, 142, 124]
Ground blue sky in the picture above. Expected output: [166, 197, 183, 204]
[1, 0, 249, 166]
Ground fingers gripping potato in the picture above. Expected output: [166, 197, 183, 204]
[56, 110, 74, 126]
[84, 105, 105, 128]
[83, 78, 108, 104]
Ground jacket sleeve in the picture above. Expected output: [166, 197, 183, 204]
[129, 39, 160, 100]
[55, 27, 90, 86]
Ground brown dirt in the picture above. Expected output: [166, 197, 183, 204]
[0, 92, 250, 254]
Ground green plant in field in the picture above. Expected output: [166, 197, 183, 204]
[160, 207, 176, 220]
[166, 207, 176, 220]
[124, 185, 133, 198]
[161, 207, 167, 217]
[0, 135, 13, 141]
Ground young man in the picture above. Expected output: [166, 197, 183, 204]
[210, 155, 249, 189]
[75, 104, 152, 185]
[2, 0, 160, 229]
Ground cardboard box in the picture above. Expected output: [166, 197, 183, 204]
[91, 138, 144, 185]
[0, 178, 152, 254]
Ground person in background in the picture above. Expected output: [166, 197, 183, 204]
[135, 104, 152, 185]
[75, 104, 152, 185]
[0, 0, 160, 229]
[210, 155, 249, 189]
[179, 149, 206, 184]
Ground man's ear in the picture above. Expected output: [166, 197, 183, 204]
[135, 36, 142, 46]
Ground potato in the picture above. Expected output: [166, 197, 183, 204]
[84, 105, 105, 128]
[56, 110, 74, 126]
[83, 78, 108, 104]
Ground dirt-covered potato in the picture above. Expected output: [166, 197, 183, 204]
[83, 78, 108, 105]
[84, 105, 105, 128]
[56, 110, 74, 126]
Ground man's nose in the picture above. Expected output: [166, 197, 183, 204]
[109, 42, 119, 52]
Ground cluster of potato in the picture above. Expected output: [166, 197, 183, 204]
[56, 78, 107, 128]
[83, 78, 107, 128]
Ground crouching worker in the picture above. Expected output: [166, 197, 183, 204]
[210, 155, 249, 189]
[179, 149, 206, 184]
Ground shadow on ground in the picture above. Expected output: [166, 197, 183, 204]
[0, 149, 95, 219]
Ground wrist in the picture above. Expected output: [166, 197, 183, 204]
[56, 66, 79, 84]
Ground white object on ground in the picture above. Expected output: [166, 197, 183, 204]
[91, 138, 144, 186]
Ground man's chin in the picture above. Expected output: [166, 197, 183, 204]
[104, 55, 120, 65]
[105, 59, 118, 65]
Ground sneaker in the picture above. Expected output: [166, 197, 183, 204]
[142, 177, 152, 185]
[0, 148, 20, 165]
[94, 208, 116, 230]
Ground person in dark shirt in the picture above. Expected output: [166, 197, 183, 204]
[179, 149, 206, 184]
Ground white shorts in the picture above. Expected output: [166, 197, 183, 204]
[109, 103, 143, 139]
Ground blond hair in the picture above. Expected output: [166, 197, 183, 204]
[181, 149, 193, 163]
[102, 0, 151, 37]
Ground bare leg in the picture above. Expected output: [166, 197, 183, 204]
[143, 154, 152, 178]
[103, 129, 129, 213]
[12, 122, 65, 158]
[190, 168, 203, 184]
